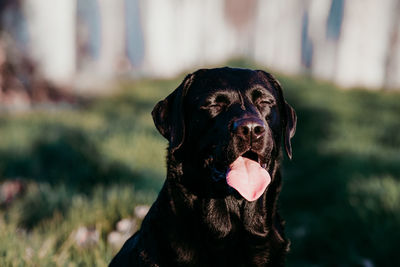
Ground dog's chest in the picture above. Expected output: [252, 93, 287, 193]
[201, 196, 268, 237]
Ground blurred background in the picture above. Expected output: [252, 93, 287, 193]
[0, 0, 400, 266]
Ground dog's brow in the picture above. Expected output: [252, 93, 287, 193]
[248, 86, 274, 101]
[205, 90, 238, 104]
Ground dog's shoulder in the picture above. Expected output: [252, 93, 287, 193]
[109, 233, 140, 266]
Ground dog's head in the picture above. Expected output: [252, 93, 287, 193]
[152, 67, 296, 201]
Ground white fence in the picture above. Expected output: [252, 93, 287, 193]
[4, 0, 400, 90]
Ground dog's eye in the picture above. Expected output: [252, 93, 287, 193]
[200, 103, 226, 116]
[201, 102, 224, 109]
[209, 104, 224, 109]
[257, 99, 275, 107]
[208, 104, 224, 108]
[260, 100, 272, 105]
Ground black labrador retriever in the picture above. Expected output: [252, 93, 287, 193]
[110, 67, 297, 266]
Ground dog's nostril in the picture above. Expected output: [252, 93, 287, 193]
[240, 126, 250, 136]
[253, 125, 265, 137]
[233, 118, 266, 141]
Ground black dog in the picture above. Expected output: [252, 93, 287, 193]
[110, 67, 297, 266]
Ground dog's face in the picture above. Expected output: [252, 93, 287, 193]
[152, 68, 296, 201]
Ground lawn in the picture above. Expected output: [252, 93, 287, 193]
[0, 64, 399, 266]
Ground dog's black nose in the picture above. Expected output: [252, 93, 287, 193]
[232, 118, 266, 141]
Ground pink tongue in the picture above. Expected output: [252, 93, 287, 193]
[226, 156, 271, 202]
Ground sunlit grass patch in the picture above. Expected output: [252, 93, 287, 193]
[0, 183, 154, 266]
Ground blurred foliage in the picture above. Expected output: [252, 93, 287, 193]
[0, 65, 399, 266]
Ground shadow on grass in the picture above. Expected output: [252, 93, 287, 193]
[280, 85, 400, 266]
[0, 128, 131, 189]
[0, 126, 163, 229]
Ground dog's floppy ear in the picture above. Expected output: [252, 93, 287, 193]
[258, 70, 297, 159]
[283, 101, 297, 159]
[152, 74, 194, 153]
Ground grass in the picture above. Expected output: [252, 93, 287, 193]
[278, 75, 400, 266]
[0, 64, 400, 266]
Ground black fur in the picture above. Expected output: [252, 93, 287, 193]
[110, 67, 297, 267]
